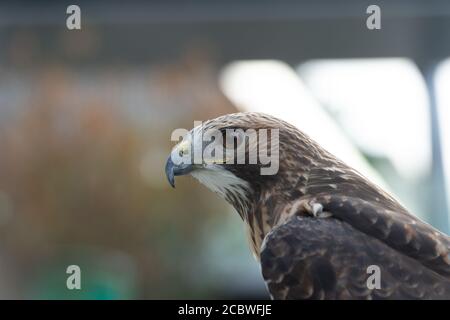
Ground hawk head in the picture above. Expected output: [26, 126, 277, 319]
[165, 112, 323, 218]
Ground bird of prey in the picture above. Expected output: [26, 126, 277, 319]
[165, 112, 450, 299]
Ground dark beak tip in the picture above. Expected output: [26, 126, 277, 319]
[165, 156, 176, 188]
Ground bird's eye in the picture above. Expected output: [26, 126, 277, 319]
[178, 149, 184, 157]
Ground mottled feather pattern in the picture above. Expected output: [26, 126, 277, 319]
[261, 216, 450, 299]
[181, 112, 450, 299]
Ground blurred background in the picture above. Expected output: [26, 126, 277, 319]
[0, 0, 449, 299]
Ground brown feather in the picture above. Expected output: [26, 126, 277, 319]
[182, 112, 450, 299]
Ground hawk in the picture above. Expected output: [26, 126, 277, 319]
[165, 112, 450, 299]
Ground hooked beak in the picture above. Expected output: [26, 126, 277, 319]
[165, 156, 194, 188]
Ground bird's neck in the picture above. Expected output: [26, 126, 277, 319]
[239, 181, 305, 260]
[239, 161, 317, 259]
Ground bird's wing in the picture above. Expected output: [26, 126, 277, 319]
[308, 194, 450, 278]
[260, 214, 450, 299]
